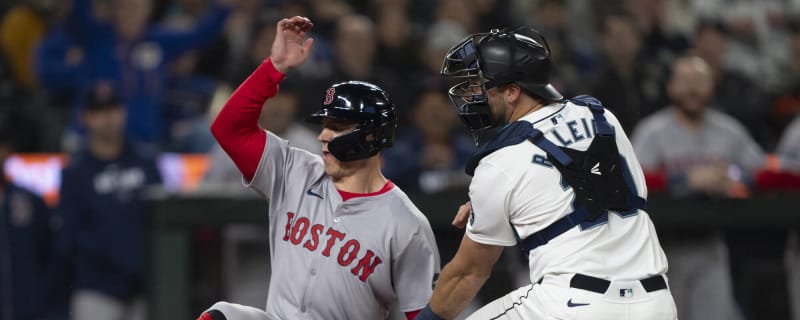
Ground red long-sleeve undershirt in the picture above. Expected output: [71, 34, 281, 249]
[211, 58, 285, 181]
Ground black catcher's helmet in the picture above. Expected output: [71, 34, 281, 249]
[305, 81, 397, 161]
[441, 27, 563, 142]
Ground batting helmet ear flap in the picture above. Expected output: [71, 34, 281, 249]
[328, 119, 397, 161]
[329, 128, 370, 161]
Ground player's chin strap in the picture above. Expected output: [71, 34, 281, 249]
[465, 95, 647, 253]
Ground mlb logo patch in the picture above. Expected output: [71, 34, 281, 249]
[619, 288, 634, 298]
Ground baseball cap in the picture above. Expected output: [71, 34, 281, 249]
[85, 82, 123, 111]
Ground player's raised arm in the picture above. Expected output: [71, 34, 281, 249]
[210, 16, 314, 181]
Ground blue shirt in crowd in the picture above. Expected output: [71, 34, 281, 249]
[44, 0, 230, 144]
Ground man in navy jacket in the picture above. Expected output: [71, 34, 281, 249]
[51, 83, 162, 319]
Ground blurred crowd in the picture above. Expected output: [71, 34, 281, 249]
[3, 0, 800, 319]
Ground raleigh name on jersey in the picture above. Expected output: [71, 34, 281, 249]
[246, 132, 440, 320]
[466, 99, 668, 283]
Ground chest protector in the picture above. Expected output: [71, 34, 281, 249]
[465, 95, 646, 252]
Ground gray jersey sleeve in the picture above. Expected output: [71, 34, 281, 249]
[392, 210, 441, 312]
[245, 130, 324, 209]
[392, 197, 441, 312]
[631, 113, 667, 170]
[778, 117, 800, 171]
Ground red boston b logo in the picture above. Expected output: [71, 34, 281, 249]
[324, 88, 335, 105]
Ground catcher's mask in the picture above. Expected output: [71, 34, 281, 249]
[441, 27, 563, 144]
[305, 81, 397, 161]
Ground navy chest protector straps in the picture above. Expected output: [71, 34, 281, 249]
[465, 95, 647, 252]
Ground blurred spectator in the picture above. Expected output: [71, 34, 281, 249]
[163, 50, 218, 153]
[224, 9, 333, 93]
[526, 0, 587, 97]
[436, 0, 477, 33]
[225, 12, 278, 86]
[632, 56, 765, 320]
[148, 0, 222, 152]
[162, 0, 230, 79]
[314, 14, 409, 119]
[50, 83, 162, 320]
[590, 10, 668, 134]
[689, 0, 789, 91]
[626, 0, 690, 65]
[218, 0, 261, 72]
[374, 5, 421, 77]
[32, 25, 86, 152]
[331, 15, 376, 83]
[0, 0, 61, 93]
[417, 20, 468, 89]
[50, 0, 232, 148]
[203, 88, 320, 189]
[382, 89, 473, 194]
[0, 123, 56, 320]
[307, 0, 353, 39]
[691, 18, 773, 150]
[0, 0, 68, 152]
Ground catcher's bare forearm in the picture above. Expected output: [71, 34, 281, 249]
[428, 235, 504, 319]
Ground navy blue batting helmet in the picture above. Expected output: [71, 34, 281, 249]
[305, 81, 397, 161]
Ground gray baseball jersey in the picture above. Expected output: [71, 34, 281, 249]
[246, 131, 440, 320]
[632, 108, 765, 176]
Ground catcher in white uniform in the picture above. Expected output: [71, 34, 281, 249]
[415, 27, 677, 320]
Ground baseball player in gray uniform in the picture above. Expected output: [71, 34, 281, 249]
[632, 56, 764, 320]
[415, 27, 676, 320]
[199, 16, 440, 320]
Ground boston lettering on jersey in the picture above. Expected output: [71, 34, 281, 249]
[282, 212, 383, 282]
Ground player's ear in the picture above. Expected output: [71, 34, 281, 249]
[504, 84, 522, 104]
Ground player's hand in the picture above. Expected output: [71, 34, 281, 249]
[687, 163, 733, 196]
[270, 16, 314, 73]
[452, 201, 471, 229]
